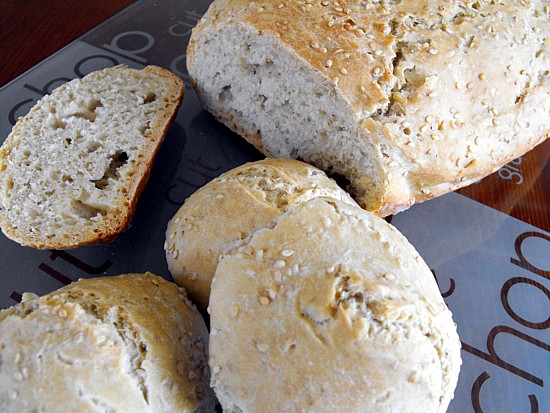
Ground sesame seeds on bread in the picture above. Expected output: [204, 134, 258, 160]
[187, 0, 549, 215]
[0, 65, 184, 249]
[208, 197, 462, 413]
[0, 273, 216, 413]
[165, 158, 357, 308]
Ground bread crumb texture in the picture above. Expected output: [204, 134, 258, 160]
[165, 158, 357, 308]
[209, 198, 461, 413]
[0, 273, 216, 413]
[188, 0, 549, 215]
[0, 65, 184, 249]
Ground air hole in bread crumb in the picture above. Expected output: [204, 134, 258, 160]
[92, 150, 128, 190]
[70, 200, 106, 219]
[144, 92, 157, 104]
[139, 121, 152, 136]
[218, 85, 233, 102]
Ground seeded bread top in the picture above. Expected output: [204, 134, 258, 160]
[0, 273, 216, 412]
[209, 198, 461, 412]
[165, 158, 357, 308]
[188, 0, 549, 215]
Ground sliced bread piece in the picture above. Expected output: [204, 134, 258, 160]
[0, 65, 184, 249]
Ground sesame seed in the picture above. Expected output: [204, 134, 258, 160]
[373, 67, 381, 75]
[281, 249, 294, 257]
[360, 85, 366, 92]
[467, 82, 474, 90]
[340, 67, 348, 75]
[334, 6, 343, 12]
[428, 49, 438, 55]
[328, 20, 334, 27]
[259, 295, 270, 305]
[319, 47, 328, 53]
[425, 115, 434, 123]
[310, 41, 319, 49]
[173, 249, 179, 259]
[274, 260, 286, 269]
[232, 305, 240, 317]
[277, 2, 284, 8]
[326, 59, 333, 68]
[212, 365, 221, 374]
[479, 73, 485, 80]
[321, 0, 328, 5]
[256, 342, 269, 352]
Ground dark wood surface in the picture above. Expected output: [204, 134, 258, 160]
[0, 0, 136, 87]
[0, 0, 548, 231]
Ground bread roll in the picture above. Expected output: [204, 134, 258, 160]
[187, 0, 549, 215]
[165, 158, 357, 308]
[0, 65, 184, 249]
[209, 197, 461, 413]
[0, 273, 216, 413]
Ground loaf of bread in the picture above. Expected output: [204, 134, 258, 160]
[187, 0, 549, 215]
[165, 158, 357, 308]
[209, 197, 461, 412]
[0, 272, 216, 412]
[0, 65, 184, 249]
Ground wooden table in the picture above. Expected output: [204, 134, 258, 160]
[0, 0, 135, 86]
[1, 0, 548, 231]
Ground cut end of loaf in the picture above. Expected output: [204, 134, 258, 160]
[0, 65, 184, 249]
[188, 0, 550, 217]
[188, 22, 387, 212]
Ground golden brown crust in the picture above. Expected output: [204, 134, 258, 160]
[209, 198, 461, 412]
[165, 158, 357, 308]
[188, 0, 549, 216]
[0, 273, 216, 412]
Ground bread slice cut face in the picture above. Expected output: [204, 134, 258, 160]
[0, 65, 184, 249]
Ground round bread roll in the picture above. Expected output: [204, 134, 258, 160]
[0, 272, 216, 413]
[165, 158, 357, 308]
[209, 198, 461, 413]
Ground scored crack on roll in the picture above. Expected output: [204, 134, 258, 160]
[209, 197, 462, 413]
[165, 158, 358, 308]
[0, 272, 216, 413]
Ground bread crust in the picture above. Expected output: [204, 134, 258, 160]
[0, 65, 184, 249]
[209, 198, 461, 412]
[0, 273, 216, 412]
[188, 0, 549, 215]
[165, 158, 357, 308]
